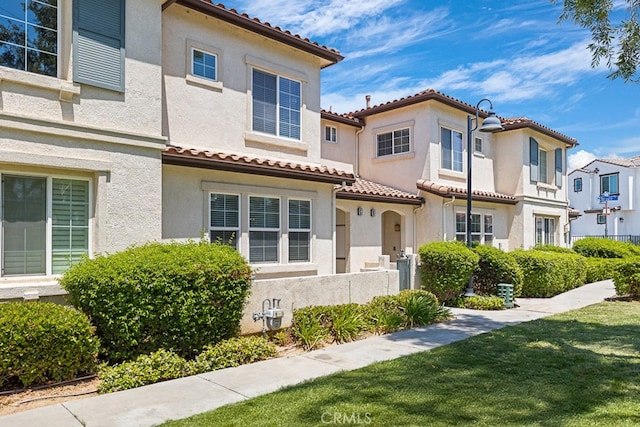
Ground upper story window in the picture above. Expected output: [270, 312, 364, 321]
[474, 137, 483, 154]
[192, 48, 217, 81]
[252, 69, 301, 140]
[573, 177, 583, 192]
[441, 127, 463, 172]
[325, 125, 337, 143]
[377, 128, 409, 157]
[0, 0, 58, 77]
[529, 138, 563, 188]
[600, 173, 619, 195]
[539, 149, 548, 183]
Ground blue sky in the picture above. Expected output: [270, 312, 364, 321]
[221, 0, 640, 171]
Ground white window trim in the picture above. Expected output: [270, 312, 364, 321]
[288, 198, 312, 263]
[535, 216, 557, 246]
[454, 212, 494, 245]
[248, 195, 281, 264]
[0, 171, 92, 277]
[376, 127, 411, 157]
[324, 125, 337, 143]
[209, 193, 241, 250]
[185, 39, 223, 91]
[440, 126, 464, 173]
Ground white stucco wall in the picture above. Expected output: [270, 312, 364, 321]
[162, 5, 324, 164]
[162, 165, 337, 277]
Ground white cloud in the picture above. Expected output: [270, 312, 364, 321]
[568, 150, 597, 171]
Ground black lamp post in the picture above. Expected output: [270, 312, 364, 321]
[464, 98, 503, 297]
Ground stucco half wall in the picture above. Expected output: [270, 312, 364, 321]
[241, 269, 399, 334]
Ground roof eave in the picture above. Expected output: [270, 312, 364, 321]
[336, 191, 424, 206]
[502, 122, 578, 147]
[321, 111, 363, 128]
[165, 0, 344, 67]
[162, 152, 355, 185]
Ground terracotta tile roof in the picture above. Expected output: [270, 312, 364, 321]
[321, 110, 363, 127]
[164, 1, 344, 67]
[568, 208, 581, 218]
[345, 88, 577, 147]
[501, 117, 578, 147]
[163, 145, 356, 184]
[416, 179, 517, 205]
[337, 179, 423, 205]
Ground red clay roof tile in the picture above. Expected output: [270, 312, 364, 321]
[416, 179, 517, 205]
[337, 178, 423, 205]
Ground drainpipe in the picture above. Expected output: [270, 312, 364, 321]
[413, 200, 426, 252]
[332, 181, 347, 274]
[354, 126, 365, 178]
[442, 196, 456, 241]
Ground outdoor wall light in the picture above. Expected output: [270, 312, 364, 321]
[464, 98, 503, 297]
[357, 207, 363, 216]
[620, 218, 624, 223]
[370, 208, 376, 217]
[394, 223, 401, 232]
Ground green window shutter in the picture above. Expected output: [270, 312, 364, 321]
[529, 137, 539, 182]
[555, 148, 563, 188]
[73, 0, 125, 92]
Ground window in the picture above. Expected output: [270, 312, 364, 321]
[573, 177, 583, 192]
[2, 175, 89, 276]
[325, 125, 337, 143]
[600, 173, 619, 195]
[539, 149, 548, 183]
[209, 193, 239, 248]
[249, 196, 280, 263]
[0, 0, 58, 77]
[441, 127, 463, 172]
[252, 69, 301, 140]
[535, 217, 556, 245]
[455, 213, 493, 244]
[474, 137, 483, 154]
[597, 214, 606, 225]
[377, 128, 410, 157]
[288, 199, 310, 262]
[192, 48, 216, 81]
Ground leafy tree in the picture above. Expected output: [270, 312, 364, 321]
[553, 0, 640, 82]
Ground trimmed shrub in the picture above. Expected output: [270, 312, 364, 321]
[613, 256, 640, 297]
[419, 241, 479, 303]
[533, 244, 577, 254]
[0, 302, 99, 388]
[453, 295, 506, 310]
[473, 246, 524, 297]
[98, 349, 193, 393]
[193, 336, 277, 372]
[584, 257, 625, 283]
[573, 237, 640, 258]
[511, 250, 587, 297]
[60, 241, 253, 363]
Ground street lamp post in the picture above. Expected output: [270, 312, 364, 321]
[463, 99, 503, 297]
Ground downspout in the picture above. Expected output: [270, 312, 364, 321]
[442, 196, 456, 241]
[354, 126, 365, 178]
[332, 181, 347, 274]
[413, 199, 426, 252]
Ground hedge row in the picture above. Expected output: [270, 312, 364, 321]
[0, 302, 99, 388]
[510, 250, 587, 297]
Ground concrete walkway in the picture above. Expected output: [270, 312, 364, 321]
[0, 280, 616, 427]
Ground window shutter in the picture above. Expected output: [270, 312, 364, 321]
[73, 0, 125, 92]
[555, 148, 563, 188]
[529, 137, 539, 182]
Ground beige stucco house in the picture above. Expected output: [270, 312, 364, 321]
[322, 90, 578, 260]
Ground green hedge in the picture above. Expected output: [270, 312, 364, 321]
[612, 256, 640, 297]
[533, 244, 578, 254]
[584, 257, 625, 283]
[453, 295, 505, 310]
[473, 246, 523, 297]
[419, 241, 479, 303]
[572, 237, 640, 258]
[99, 337, 277, 393]
[511, 250, 587, 297]
[60, 241, 253, 363]
[0, 302, 99, 388]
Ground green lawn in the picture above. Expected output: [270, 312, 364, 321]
[165, 302, 640, 427]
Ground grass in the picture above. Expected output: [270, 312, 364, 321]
[165, 302, 640, 426]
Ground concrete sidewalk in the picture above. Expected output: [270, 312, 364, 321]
[0, 280, 616, 427]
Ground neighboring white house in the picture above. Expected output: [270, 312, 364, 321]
[568, 156, 640, 242]
[322, 90, 579, 254]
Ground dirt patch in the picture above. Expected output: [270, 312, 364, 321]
[0, 377, 100, 416]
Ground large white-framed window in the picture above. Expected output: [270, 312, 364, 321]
[377, 128, 410, 157]
[455, 212, 493, 244]
[191, 47, 217, 81]
[573, 177, 583, 192]
[600, 173, 619, 195]
[249, 196, 280, 263]
[0, 0, 58, 77]
[252, 68, 301, 140]
[441, 127, 463, 172]
[288, 199, 311, 262]
[209, 193, 239, 249]
[325, 125, 337, 143]
[535, 216, 556, 245]
[1, 174, 90, 276]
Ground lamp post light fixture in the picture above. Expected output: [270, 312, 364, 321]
[464, 98, 503, 297]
